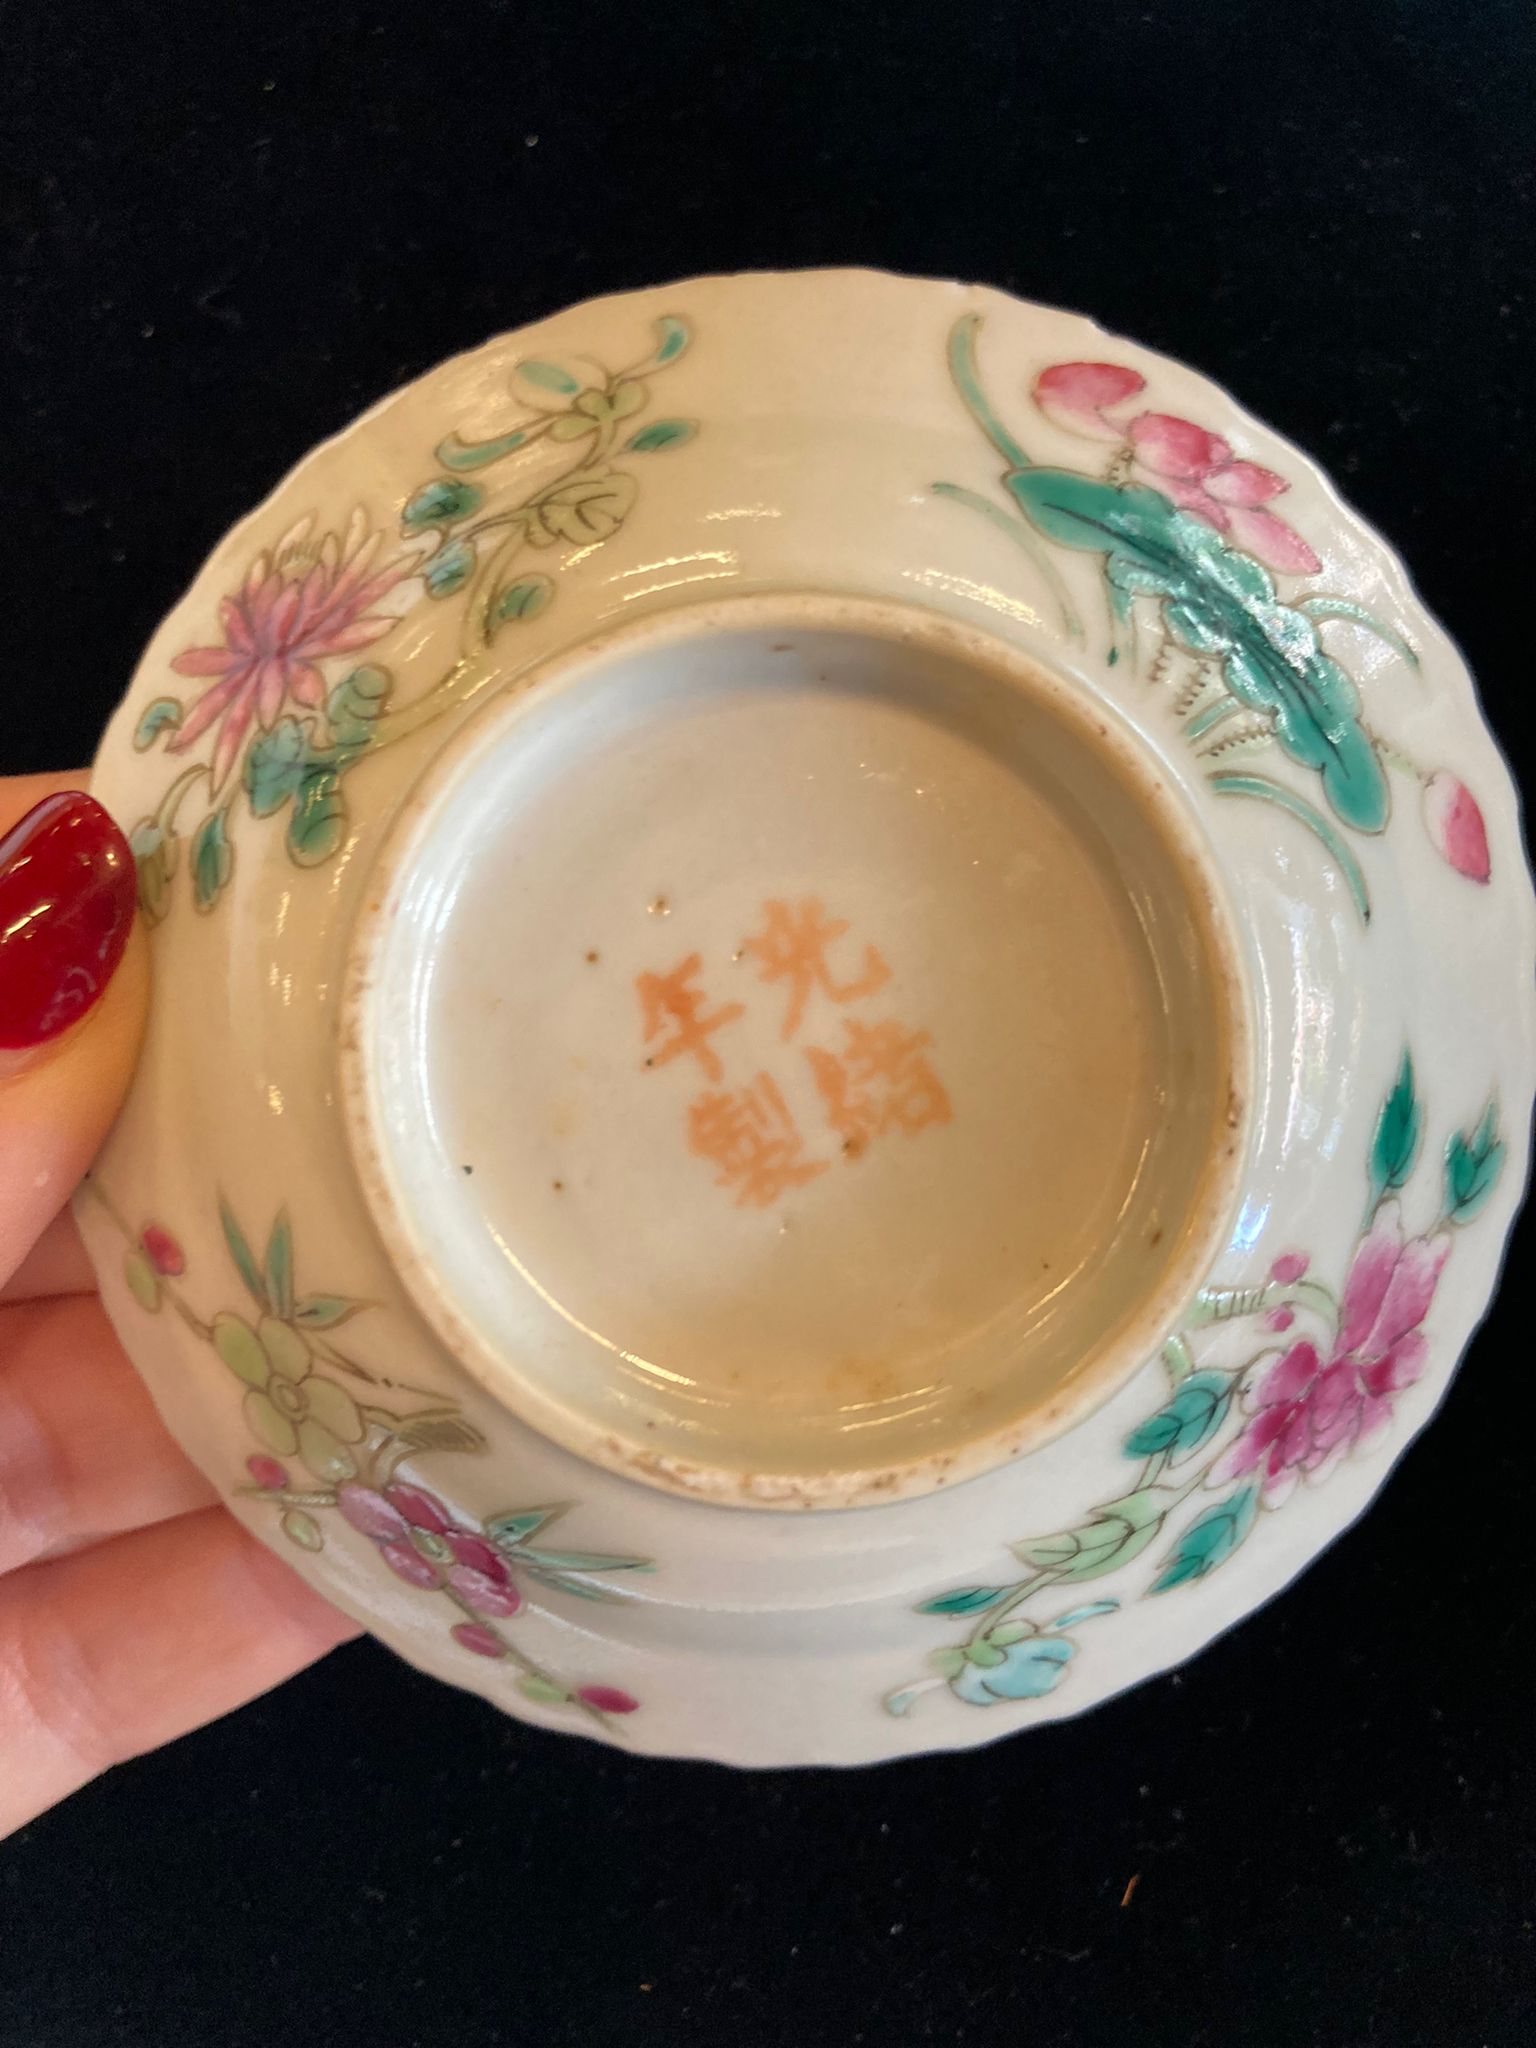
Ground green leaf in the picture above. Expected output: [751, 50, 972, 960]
[526, 1571, 620, 1602]
[402, 478, 483, 532]
[293, 1295, 366, 1330]
[436, 426, 532, 472]
[326, 665, 391, 754]
[1150, 1484, 1260, 1593]
[1208, 773, 1372, 925]
[286, 764, 347, 867]
[1006, 467, 1389, 832]
[518, 359, 580, 395]
[393, 1411, 490, 1455]
[424, 538, 475, 598]
[1123, 1371, 1234, 1463]
[926, 1647, 968, 1677]
[244, 717, 309, 818]
[264, 1209, 294, 1320]
[219, 1198, 269, 1310]
[281, 1508, 324, 1552]
[487, 575, 554, 638]
[964, 1640, 1006, 1668]
[528, 468, 636, 547]
[624, 418, 697, 453]
[133, 697, 182, 750]
[916, 1585, 1012, 1616]
[1297, 597, 1419, 669]
[653, 315, 689, 364]
[191, 807, 233, 911]
[123, 1249, 161, 1311]
[1160, 1332, 1197, 1387]
[485, 1506, 565, 1549]
[1013, 1486, 1170, 1584]
[515, 1547, 653, 1575]
[1444, 1102, 1506, 1225]
[1370, 1051, 1423, 1208]
[128, 818, 177, 925]
[517, 1675, 572, 1706]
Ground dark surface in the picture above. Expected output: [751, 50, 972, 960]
[2, 3, 1533, 2043]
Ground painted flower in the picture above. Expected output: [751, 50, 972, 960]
[1422, 771, 1491, 884]
[1033, 361, 1147, 441]
[1215, 1201, 1449, 1503]
[1031, 362, 1321, 576]
[211, 1309, 365, 1482]
[168, 510, 406, 792]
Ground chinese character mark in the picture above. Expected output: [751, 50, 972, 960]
[687, 1073, 828, 1208]
[807, 1017, 953, 1157]
[635, 953, 745, 1083]
[744, 897, 891, 1041]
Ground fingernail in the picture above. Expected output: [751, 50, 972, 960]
[0, 792, 136, 1051]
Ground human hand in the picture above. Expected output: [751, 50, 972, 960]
[1, 773, 359, 1839]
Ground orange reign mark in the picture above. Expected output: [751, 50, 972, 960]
[807, 1016, 953, 1156]
[687, 1073, 829, 1208]
[635, 952, 745, 1083]
[744, 897, 891, 1041]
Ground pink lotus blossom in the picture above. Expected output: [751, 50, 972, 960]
[1422, 772, 1491, 884]
[1031, 362, 1321, 576]
[1033, 361, 1147, 441]
[168, 511, 405, 792]
[1215, 1201, 1449, 1503]
[1125, 414, 1321, 575]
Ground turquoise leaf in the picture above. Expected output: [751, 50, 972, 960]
[1006, 468, 1389, 833]
[1149, 1484, 1260, 1593]
[1369, 1052, 1423, 1209]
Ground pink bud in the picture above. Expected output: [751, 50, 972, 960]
[1270, 1252, 1309, 1285]
[383, 1483, 452, 1534]
[451, 1621, 507, 1658]
[380, 1539, 441, 1588]
[1264, 1307, 1295, 1333]
[448, 1566, 523, 1618]
[1033, 361, 1146, 441]
[576, 1685, 639, 1715]
[245, 1454, 289, 1491]
[1422, 772, 1491, 884]
[335, 1483, 408, 1541]
[140, 1224, 185, 1277]
[445, 1530, 510, 1583]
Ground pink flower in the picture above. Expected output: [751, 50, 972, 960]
[139, 1224, 185, 1276]
[1031, 361, 1321, 576]
[576, 1685, 639, 1715]
[1033, 362, 1147, 441]
[1126, 415, 1321, 576]
[1215, 1202, 1449, 1503]
[1269, 1252, 1309, 1286]
[168, 511, 405, 792]
[245, 1454, 289, 1492]
[1422, 772, 1491, 884]
[451, 1621, 507, 1659]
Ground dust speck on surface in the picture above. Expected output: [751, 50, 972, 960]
[585, 949, 600, 963]
[648, 895, 671, 917]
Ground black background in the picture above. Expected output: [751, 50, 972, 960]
[2, 3, 1533, 2043]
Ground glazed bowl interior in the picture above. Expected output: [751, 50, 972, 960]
[342, 592, 1248, 1507]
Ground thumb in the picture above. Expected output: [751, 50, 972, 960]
[1, 775, 148, 1286]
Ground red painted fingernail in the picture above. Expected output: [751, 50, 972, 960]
[0, 792, 136, 1051]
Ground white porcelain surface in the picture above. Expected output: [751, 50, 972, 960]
[79, 271, 1535, 1764]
